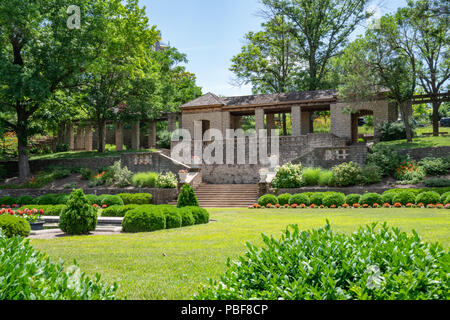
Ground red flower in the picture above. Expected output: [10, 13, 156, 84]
[39, 209, 44, 215]
[330, 204, 337, 208]
[102, 204, 108, 208]
[394, 202, 402, 208]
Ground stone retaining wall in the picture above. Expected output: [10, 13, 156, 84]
[398, 146, 450, 160]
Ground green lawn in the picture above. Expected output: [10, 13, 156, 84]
[28, 149, 159, 161]
[30, 208, 450, 300]
[377, 135, 450, 150]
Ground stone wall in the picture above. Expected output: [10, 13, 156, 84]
[0, 187, 178, 205]
[201, 164, 262, 184]
[292, 144, 368, 168]
[120, 152, 190, 174]
[398, 146, 450, 160]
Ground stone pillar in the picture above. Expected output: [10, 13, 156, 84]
[75, 126, 84, 150]
[266, 113, 276, 135]
[84, 125, 93, 151]
[301, 111, 311, 135]
[66, 122, 75, 151]
[57, 123, 66, 145]
[131, 121, 140, 150]
[148, 120, 156, 149]
[255, 108, 265, 133]
[114, 122, 123, 151]
[168, 114, 177, 133]
[291, 106, 302, 136]
[330, 103, 352, 141]
[222, 111, 231, 136]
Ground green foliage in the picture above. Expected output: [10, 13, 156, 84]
[381, 193, 395, 205]
[195, 223, 449, 300]
[309, 193, 323, 206]
[53, 168, 71, 180]
[101, 205, 139, 218]
[17, 195, 34, 205]
[0, 215, 30, 238]
[131, 172, 159, 188]
[80, 168, 93, 180]
[377, 121, 416, 142]
[184, 206, 210, 225]
[59, 189, 97, 235]
[18, 205, 66, 217]
[0, 196, 17, 205]
[258, 194, 279, 207]
[277, 193, 292, 206]
[0, 232, 117, 299]
[156, 205, 183, 229]
[384, 187, 450, 196]
[0, 164, 6, 180]
[86, 194, 100, 205]
[35, 194, 59, 205]
[420, 157, 450, 176]
[100, 195, 124, 207]
[271, 163, 303, 188]
[177, 184, 199, 208]
[318, 170, 335, 186]
[360, 193, 383, 206]
[361, 164, 383, 185]
[179, 208, 196, 227]
[367, 145, 407, 176]
[122, 208, 166, 233]
[117, 193, 153, 205]
[415, 192, 441, 206]
[332, 162, 362, 187]
[156, 172, 178, 189]
[322, 193, 346, 207]
[289, 194, 310, 206]
[441, 192, 450, 204]
[424, 178, 450, 188]
[394, 160, 426, 184]
[302, 168, 321, 186]
[346, 194, 361, 206]
[392, 191, 416, 206]
[103, 161, 133, 188]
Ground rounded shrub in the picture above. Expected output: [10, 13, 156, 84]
[156, 205, 183, 229]
[131, 172, 159, 188]
[322, 193, 345, 208]
[117, 193, 153, 205]
[302, 168, 321, 186]
[440, 192, 450, 204]
[86, 194, 100, 205]
[177, 184, 199, 208]
[59, 189, 97, 235]
[392, 191, 416, 206]
[0, 196, 17, 206]
[345, 194, 361, 206]
[277, 194, 291, 206]
[289, 194, 310, 206]
[55, 194, 69, 205]
[35, 194, 59, 205]
[101, 205, 140, 217]
[360, 193, 383, 206]
[258, 194, 279, 207]
[309, 193, 323, 206]
[445, 195, 450, 205]
[195, 223, 449, 300]
[184, 206, 210, 224]
[332, 162, 362, 187]
[0, 215, 30, 238]
[179, 207, 196, 227]
[381, 193, 395, 205]
[122, 208, 166, 233]
[17, 196, 34, 206]
[416, 192, 441, 206]
[101, 195, 124, 207]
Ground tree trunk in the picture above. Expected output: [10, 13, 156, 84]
[399, 101, 413, 143]
[97, 119, 106, 153]
[432, 99, 441, 137]
[16, 126, 31, 181]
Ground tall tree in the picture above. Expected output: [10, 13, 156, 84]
[0, 0, 114, 179]
[261, 0, 372, 90]
[396, 0, 449, 136]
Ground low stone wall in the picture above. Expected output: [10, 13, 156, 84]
[292, 144, 368, 168]
[201, 164, 262, 184]
[121, 152, 190, 174]
[0, 187, 178, 205]
[398, 146, 450, 160]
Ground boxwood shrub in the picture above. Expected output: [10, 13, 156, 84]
[195, 222, 449, 300]
[117, 193, 153, 205]
[122, 208, 166, 233]
[277, 194, 291, 206]
[86, 194, 100, 205]
[59, 189, 97, 235]
[322, 193, 345, 208]
[0, 232, 117, 299]
[0, 196, 17, 206]
[289, 194, 310, 206]
[17, 196, 34, 206]
[156, 205, 183, 229]
[258, 194, 279, 207]
[440, 192, 450, 204]
[101, 205, 140, 217]
[415, 192, 441, 206]
[100, 195, 124, 207]
[35, 194, 59, 205]
[0, 215, 30, 238]
[360, 193, 383, 206]
[185, 206, 210, 225]
[381, 193, 395, 205]
[392, 191, 416, 206]
[18, 205, 66, 216]
[345, 194, 361, 206]
[179, 207, 196, 227]
[309, 193, 323, 206]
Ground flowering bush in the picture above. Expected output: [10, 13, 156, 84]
[156, 172, 178, 189]
[383, 203, 391, 208]
[332, 162, 362, 187]
[394, 203, 402, 208]
[271, 163, 303, 188]
[373, 203, 380, 208]
[353, 203, 361, 208]
[394, 161, 426, 184]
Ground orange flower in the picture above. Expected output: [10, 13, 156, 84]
[383, 203, 391, 208]
[353, 203, 361, 208]
[394, 202, 402, 208]
[363, 204, 369, 208]
[291, 204, 298, 208]
[330, 204, 337, 208]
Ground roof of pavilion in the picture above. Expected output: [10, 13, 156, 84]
[180, 90, 339, 109]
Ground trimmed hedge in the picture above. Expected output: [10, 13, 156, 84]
[100, 195, 124, 207]
[277, 194, 291, 206]
[416, 192, 441, 206]
[322, 193, 345, 208]
[289, 194, 310, 206]
[122, 208, 166, 233]
[381, 193, 395, 205]
[345, 194, 361, 206]
[392, 191, 416, 206]
[0, 196, 17, 206]
[309, 193, 323, 206]
[156, 205, 183, 229]
[0, 214, 30, 238]
[18, 205, 66, 216]
[360, 193, 383, 206]
[258, 194, 279, 207]
[117, 193, 153, 205]
[179, 207, 196, 227]
[86, 194, 100, 205]
[101, 205, 139, 217]
[186, 206, 210, 224]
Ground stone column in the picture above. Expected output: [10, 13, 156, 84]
[84, 125, 93, 151]
[148, 120, 156, 149]
[168, 114, 177, 133]
[301, 111, 312, 135]
[255, 108, 265, 133]
[131, 121, 140, 150]
[66, 122, 75, 150]
[115, 122, 123, 151]
[75, 126, 84, 150]
[291, 106, 302, 136]
[330, 103, 352, 141]
[57, 123, 66, 145]
[266, 113, 276, 135]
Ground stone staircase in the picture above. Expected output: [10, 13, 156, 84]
[170, 184, 259, 208]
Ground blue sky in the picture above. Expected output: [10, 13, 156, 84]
[141, 0, 408, 97]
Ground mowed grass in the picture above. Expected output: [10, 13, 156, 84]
[30, 208, 450, 300]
